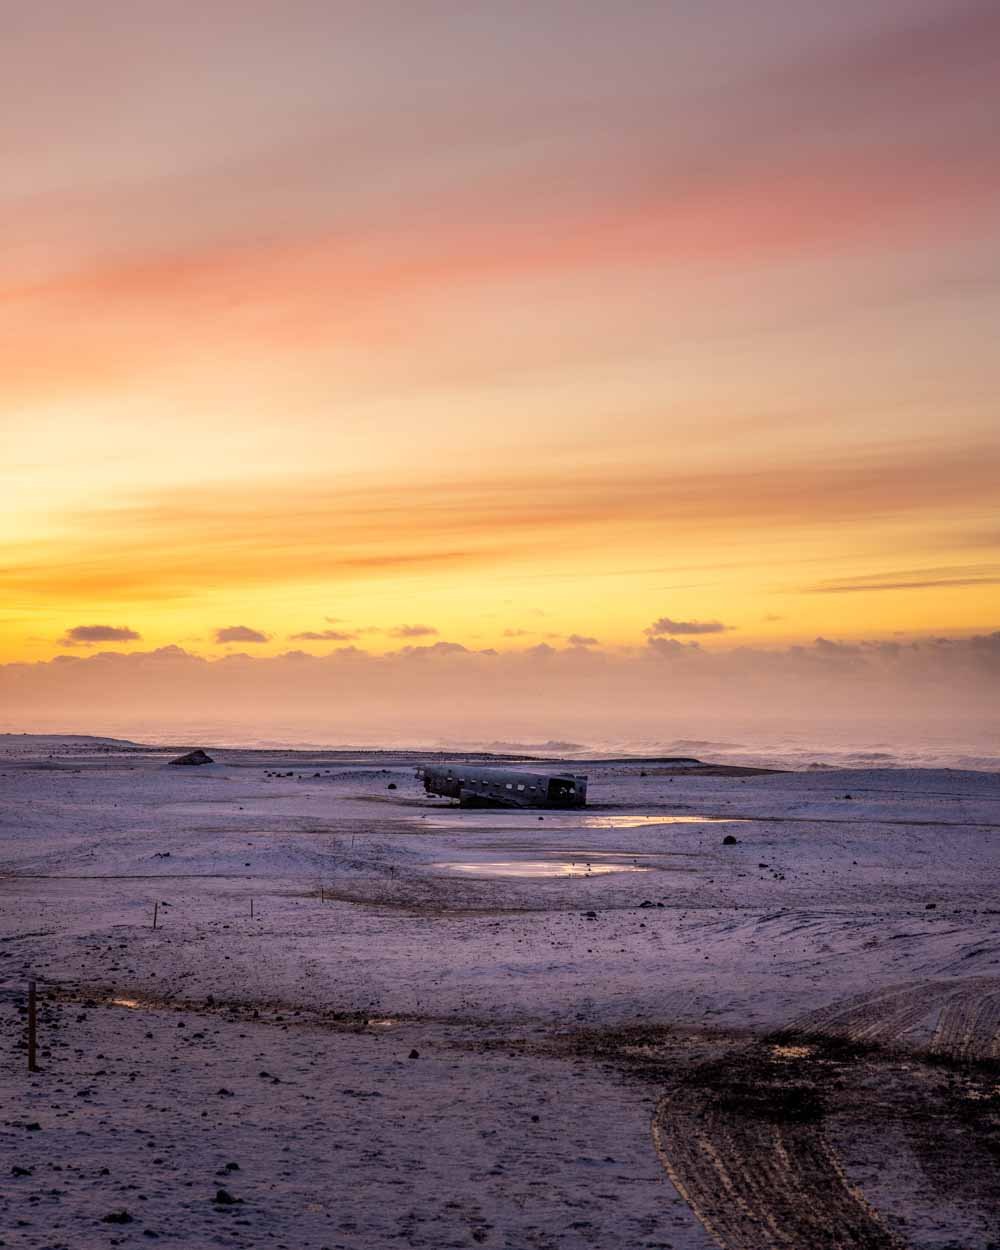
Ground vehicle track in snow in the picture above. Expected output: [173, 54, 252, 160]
[931, 981, 1000, 1059]
[792, 975, 1000, 1047]
[651, 1046, 903, 1250]
[650, 978, 1000, 1250]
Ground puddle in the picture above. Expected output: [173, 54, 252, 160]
[474, 845, 699, 857]
[584, 815, 741, 828]
[435, 859, 652, 878]
[418, 812, 742, 830]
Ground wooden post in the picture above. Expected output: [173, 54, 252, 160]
[250, 897, 254, 919]
[27, 980, 38, 1073]
[152, 900, 159, 930]
[320, 886, 325, 903]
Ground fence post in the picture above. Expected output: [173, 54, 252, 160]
[27, 980, 38, 1073]
[250, 897, 254, 919]
[152, 901, 159, 930]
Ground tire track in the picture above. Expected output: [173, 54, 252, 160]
[652, 1057, 903, 1250]
[792, 977, 1000, 1047]
[650, 979, 1000, 1250]
[931, 982, 1000, 1060]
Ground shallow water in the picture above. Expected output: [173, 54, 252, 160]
[584, 814, 741, 828]
[434, 859, 652, 878]
[418, 812, 742, 830]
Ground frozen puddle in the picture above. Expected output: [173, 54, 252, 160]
[435, 858, 652, 878]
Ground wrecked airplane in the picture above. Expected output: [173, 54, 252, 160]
[417, 763, 588, 808]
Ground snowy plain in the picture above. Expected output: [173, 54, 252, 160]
[0, 737, 998, 1249]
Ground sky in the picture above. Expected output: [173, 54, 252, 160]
[2, 2, 999, 743]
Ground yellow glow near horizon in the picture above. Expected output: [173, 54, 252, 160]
[3, 5, 1000, 668]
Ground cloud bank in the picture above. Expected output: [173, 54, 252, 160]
[2, 634, 996, 747]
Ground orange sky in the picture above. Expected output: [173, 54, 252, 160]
[3, 1, 1000, 667]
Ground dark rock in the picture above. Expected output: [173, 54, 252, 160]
[408, 1049, 420, 1059]
[11, 1166, 32, 1177]
[639, 900, 654, 908]
[722, 834, 738, 845]
[387, 782, 397, 790]
[213, 1189, 241, 1206]
[168, 749, 214, 767]
[584, 911, 598, 920]
[101, 1210, 134, 1224]
[925, 902, 937, 909]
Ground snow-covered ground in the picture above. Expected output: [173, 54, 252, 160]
[1, 738, 998, 1248]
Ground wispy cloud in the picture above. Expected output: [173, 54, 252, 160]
[289, 629, 358, 641]
[646, 617, 730, 637]
[11, 1, 1000, 410]
[214, 625, 269, 644]
[5, 441, 998, 607]
[803, 564, 1000, 594]
[388, 624, 438, 638]
[59, 624, 140, 646]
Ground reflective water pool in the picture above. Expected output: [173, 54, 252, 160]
[418, 812, 742, 830]
[434, 858, 653, 877]
[584, 815, 740, 828]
